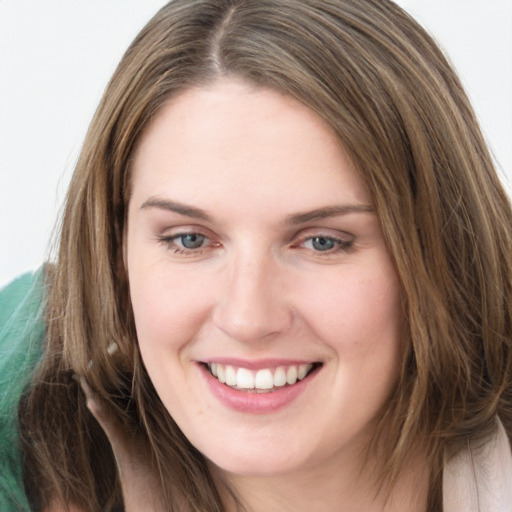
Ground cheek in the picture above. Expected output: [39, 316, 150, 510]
[129, 268, 209, 411]
[130, 267, 211, 351]
[297, 268, 402, 351]
[301, 271, 403, 438]
[298, 266, 403, 416]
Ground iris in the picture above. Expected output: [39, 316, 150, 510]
[311, 236, 336, 251]
[179, 234, 205, 249]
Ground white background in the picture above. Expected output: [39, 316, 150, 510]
[1, 0, 511, 287]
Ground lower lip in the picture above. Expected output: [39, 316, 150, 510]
[200, 364, 319, 414]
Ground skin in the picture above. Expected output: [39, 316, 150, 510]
[124, 78, 428, 511]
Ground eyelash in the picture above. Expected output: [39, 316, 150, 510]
[157, 232, 354, 256]
[157, 232, 216, 256]
[295, 234, 354, 255]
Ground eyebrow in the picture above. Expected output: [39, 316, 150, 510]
[140, 196, 374, 224]
[285, 204, 374, 224]
[140, 197, 212, 221]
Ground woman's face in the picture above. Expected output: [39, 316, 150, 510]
[127, 79, 403, 478]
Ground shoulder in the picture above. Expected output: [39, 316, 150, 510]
[0, 267, 47, 397]
[443, 417, 512, 511]
[0, 268, 48, 512]
[0, 268, 47, 335]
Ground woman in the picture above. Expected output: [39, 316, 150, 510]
[2, 0, 512, 510]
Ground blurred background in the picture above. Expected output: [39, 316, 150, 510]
[1, 0, 511, 287]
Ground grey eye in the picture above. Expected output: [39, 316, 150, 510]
[311, 236, 336, 251]
[179, 234, 206, 249]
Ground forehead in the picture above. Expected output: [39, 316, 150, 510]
[130, 79, 371, 217]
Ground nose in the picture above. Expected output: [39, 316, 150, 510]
[212, 250, 293, 342]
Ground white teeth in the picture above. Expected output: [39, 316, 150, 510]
[236, 368, 255, 389]
[207, 362, 316, 390]
[286, 366, 298, 385]
[273, 366, 287, 387]
[298, 364, 312, 380]
[217, 364, 226, 384]
[225, 365, 237, 386]
[255, 369, 274, 390]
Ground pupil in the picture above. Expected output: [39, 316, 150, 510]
[181, 234, 205, 249]
[312, 237, 335, 251]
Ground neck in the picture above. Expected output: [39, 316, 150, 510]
[212, 451, 429, 512]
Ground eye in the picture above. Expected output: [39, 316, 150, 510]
[309, 236, 337, 251]
[157, 231, 218, 255]
[299, 234, 354, 254]
[176, 233, 207, 249]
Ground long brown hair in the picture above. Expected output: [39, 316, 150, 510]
[19, 1, 512, 510]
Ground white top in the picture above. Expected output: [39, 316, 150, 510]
[443, 418, 512, 511]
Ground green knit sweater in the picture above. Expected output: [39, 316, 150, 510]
[0, 270, 46, 511]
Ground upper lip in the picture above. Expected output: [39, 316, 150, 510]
[199, 357, 321, 370]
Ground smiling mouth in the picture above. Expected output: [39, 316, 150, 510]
[205, 362, 320, 393]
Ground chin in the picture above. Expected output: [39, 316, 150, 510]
[204, 442, 313, 478]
